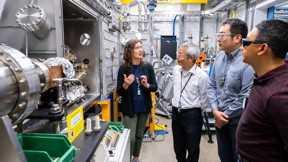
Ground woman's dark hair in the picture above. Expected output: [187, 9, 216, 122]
[123, 39, 145, 67]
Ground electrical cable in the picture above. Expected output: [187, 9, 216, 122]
[153, 134, 165, 142]
[152, 117, 167, 142]
[155, 117, 160, 125]
[109, 125, 121, 132]
[105, 133, 113, 141]
[154, 118, 165, 130]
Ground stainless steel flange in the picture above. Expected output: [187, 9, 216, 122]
[15, 5, 50, 39]
[0, 45, 42, 124]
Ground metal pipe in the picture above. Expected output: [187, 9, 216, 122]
[215, 13, 219, 52]
[148, 13, 161, 62]
[199, 5, 204, 48]
[245, 0, 250, 24]
[25, 31, 28, 57]
[137, 0, 142, 31]
[172, 15, 179, 42]
[53, 122, 60, 134]
[179, 15, 185, 45]
[140, 1, 148, 21]
[140, 1, 148, 31]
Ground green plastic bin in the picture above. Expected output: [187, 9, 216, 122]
[109, 122, 124, 133]
[17, 133, 76, 162]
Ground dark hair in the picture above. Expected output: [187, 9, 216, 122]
[222, 18, 248, 39]
[255, 19, 288, 59]
[123, 39, 145, 67]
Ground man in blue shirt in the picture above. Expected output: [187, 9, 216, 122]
[207, 18, 254, 162]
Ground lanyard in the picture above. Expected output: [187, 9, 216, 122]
[136, 77, 141, 95]
[220, 53, 233, 86]
[133, 66, 142, 96]
[179, 71, 193, 108]
[181, 72, 193, 94]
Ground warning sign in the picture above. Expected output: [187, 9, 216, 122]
[66, 106, 84, 142]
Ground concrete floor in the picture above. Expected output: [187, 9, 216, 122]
[139, 116, 220, 162]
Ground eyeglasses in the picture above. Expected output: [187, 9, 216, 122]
[176, 53, 186, 58]
[216, 33, 236, 40]
[242, 39, 274, 49]
[134, 46, 142, 50]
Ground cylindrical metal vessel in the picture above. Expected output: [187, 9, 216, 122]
[0, 61, 18, 116]
[15, 5, 50, 39]
[0, 45, 50, 124]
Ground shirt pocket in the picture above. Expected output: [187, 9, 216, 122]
[186, 80, 199, 95]
[226, 71, 241, 91]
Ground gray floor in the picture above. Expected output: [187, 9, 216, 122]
[139, 116, 220, 162]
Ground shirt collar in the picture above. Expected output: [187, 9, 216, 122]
[180, 64, 197, 74]
[254, 64, 288, 83]
[226, 48, 241, 60]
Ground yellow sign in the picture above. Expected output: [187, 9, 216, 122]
[157, 0, 207, 4]
[119, 0, 133, 4]
[66, 106, 84, 142]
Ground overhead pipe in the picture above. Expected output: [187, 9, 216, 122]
[172, 15, 179, 42]
[128, 0, 149, 32]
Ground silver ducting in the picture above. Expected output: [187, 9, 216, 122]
[0, 45, 50, 124]
[15, 5, 50, 40]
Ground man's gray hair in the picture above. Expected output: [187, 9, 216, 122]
[179, 42, 200, 62]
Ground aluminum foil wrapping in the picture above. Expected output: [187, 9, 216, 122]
[66, 85, 86, 102]
[44, 57, 75, 79]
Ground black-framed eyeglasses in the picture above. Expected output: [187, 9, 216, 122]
[242, 39, 274, 49]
